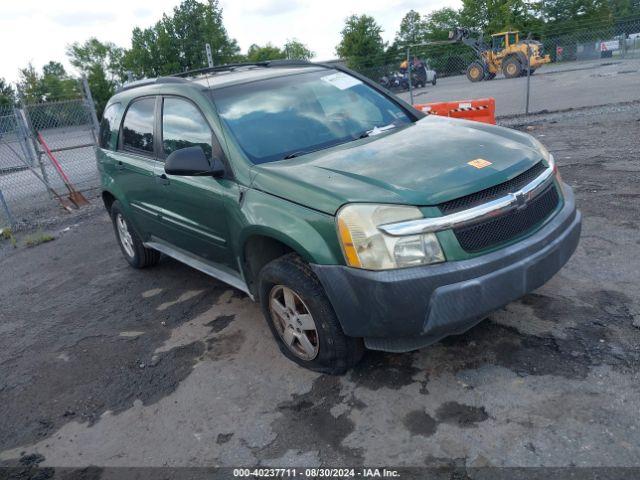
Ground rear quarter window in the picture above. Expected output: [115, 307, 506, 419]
[99, 103, 122, 150]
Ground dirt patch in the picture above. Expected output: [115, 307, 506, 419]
[205, 331, 245, 361]
[19, 453, 45, 467]
[216, 433, 234, 445]
[349, 351, 421, 390]
[403, 410, 437, 437]
[205, 314, 236, 333]
[260, 375, 364, 465]
[435, 402, 489, 428]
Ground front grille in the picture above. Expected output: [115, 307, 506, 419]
[453, 184, 560, 252]
[439, 161, 547, 214]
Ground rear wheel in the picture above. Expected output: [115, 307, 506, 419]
[259, 253, 364, 374]
[110, 201, 160, 268]
[466, 62, 485, 82]
[432, 75, 437, 86]
[503, 57, 523, 78]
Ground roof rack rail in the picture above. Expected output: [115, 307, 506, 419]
[172, 59, 318, 78]
[116, 76, 190, 93]
[115, 61, 324, 93]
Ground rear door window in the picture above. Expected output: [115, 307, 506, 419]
[121, 97, 155, 155]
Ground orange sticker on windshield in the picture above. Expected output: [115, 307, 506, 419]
[468, 159, 492, 169]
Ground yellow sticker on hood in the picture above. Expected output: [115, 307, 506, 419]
[468, 159, 492, 169]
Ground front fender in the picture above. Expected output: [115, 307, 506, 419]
[233, 189, 344, 266]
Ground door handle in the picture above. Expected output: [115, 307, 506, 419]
[157, 173, 170, 185]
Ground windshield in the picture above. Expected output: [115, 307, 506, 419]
[210, 69, 413, 164]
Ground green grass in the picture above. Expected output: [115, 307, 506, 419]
[24, 232, 55, 248]
[1, 228, 17, 248]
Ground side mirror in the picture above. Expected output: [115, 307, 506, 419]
[164, 146, 225, 178]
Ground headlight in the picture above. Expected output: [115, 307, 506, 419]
[530, 137, 562, 184]
[529, 136, 551, 164]
[336, 204, 445, 270]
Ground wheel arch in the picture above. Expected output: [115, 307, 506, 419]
[505, 52, 527, 66]
[240, 230, 311, 298]
[100, 187, 147, 241]
[101, 190, 117, 213]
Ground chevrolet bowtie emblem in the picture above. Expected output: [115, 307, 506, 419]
[467, 159, 492, 169]
[514, 191, 528, 210]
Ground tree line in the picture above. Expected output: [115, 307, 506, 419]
[336, 0, 640, 72]
[1, 0, 638, 115]
[0, 0, 313, 116]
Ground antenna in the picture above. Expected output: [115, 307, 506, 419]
[205, 43, 214, 68]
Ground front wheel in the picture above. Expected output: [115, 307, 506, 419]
[432, 75, 437, 86]
[466, 62, 485, 82]
[259, 253, 364, 374]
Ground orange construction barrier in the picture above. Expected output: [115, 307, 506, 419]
[413, 98, 496, 125]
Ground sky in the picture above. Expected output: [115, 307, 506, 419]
[0, 0, 460, 84]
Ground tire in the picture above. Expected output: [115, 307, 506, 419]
[258, 253, 364, 374]
[503, 57, 522, 78]
[432, 75, 437, 86]
[520, 66, 536, 76]
[466, 62, 485, 82]
[110, 200, 160, 268]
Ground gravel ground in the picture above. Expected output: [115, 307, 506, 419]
[0, 105, 639, 472]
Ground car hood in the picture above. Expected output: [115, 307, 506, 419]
[251, 115, 546, 215]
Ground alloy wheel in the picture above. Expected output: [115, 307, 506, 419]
[269, 285, 319, 360]
[116, 213, 135, 258]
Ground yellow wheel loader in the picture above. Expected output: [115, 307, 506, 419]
[449, 28, 551, 82]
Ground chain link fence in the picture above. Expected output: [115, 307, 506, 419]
[0, 78, 99, 232]
[348, 14, 640, 116]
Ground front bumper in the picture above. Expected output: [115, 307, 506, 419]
[311, 184, 581, 352]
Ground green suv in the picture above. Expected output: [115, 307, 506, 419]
[97, 61, 581, 373]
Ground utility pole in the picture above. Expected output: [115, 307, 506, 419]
[407, 47, 413, 105]
[407, 16, 415, 105]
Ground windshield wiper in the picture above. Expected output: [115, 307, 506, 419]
[281, 124, 400, 159]
[357, 123, 398, 139]
[282, 151, 308, 159]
